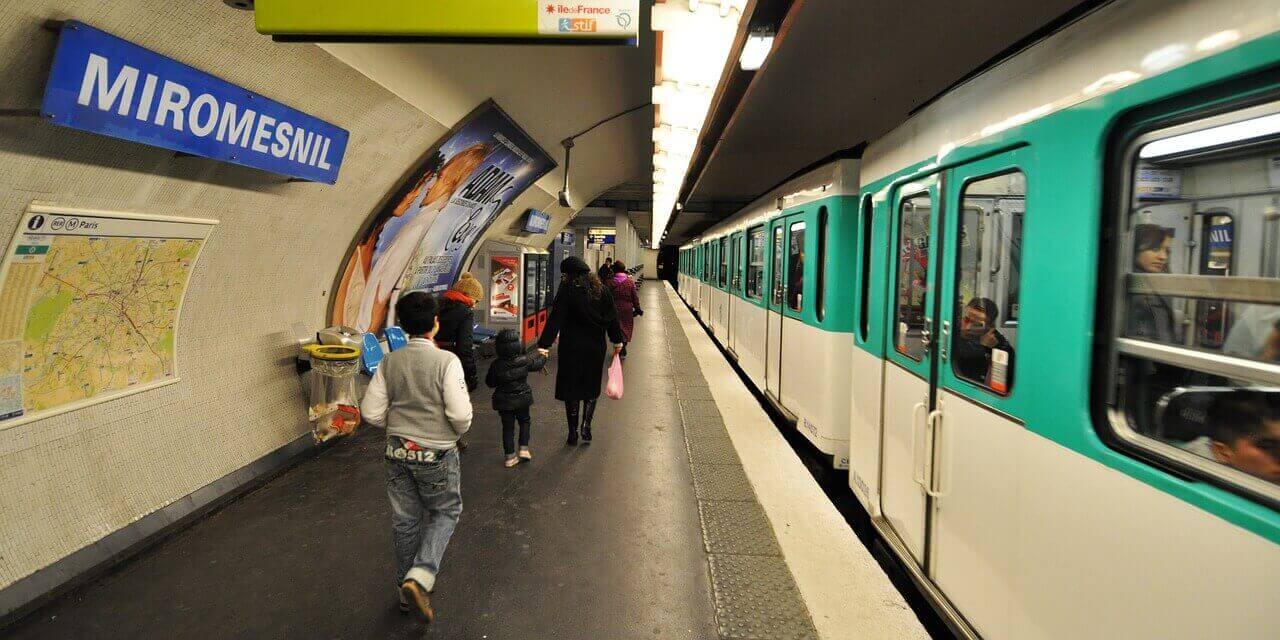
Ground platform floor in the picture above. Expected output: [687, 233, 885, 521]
[5, 283, 924, 640]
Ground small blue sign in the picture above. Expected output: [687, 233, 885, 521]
[41, 21, 348, 183]
[523, 208, 550, 234]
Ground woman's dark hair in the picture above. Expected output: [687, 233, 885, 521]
[611, 260, 627, 273]
[1133, 224, 1174, 253]
[566, 271, 605, 299]
[1132, 224, 1174, 271]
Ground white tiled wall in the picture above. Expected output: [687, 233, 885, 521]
[0, 1, 449, 590]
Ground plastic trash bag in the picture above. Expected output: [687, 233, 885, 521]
[605, 353, 624, 400]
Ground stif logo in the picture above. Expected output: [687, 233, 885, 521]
[559, 18, 597, 32]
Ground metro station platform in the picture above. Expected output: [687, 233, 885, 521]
[4, 284, 927, 640]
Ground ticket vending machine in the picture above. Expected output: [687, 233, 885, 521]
[486, 245, 551, 349]
[521, 249, 552, 348]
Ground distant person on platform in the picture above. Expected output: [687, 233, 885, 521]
[436, 272, 483, 391]
[538, 257, 625, 445]
[598, 257, 614, 282]
[605, 260, 642, 359]
[361, 292, 472, 624]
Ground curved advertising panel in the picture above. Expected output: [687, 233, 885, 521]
[331, 101, 554, 333]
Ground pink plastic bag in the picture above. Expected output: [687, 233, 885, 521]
[605, 353, 624, 399]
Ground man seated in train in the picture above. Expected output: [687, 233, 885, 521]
[1180, 391, 1280, 485]
[953, 297, 1015, 390]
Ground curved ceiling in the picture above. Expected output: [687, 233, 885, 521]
[319, 15, 654, 216]
[670, 0, 1093, 242]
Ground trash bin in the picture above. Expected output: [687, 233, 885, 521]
[306, 344, 361, 443]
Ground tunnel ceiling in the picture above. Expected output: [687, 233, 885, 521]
[319, 19, 654, 220]
[670, 0, 1090, 244]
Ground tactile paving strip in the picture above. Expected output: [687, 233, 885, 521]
[708, 555, 819, 640]
[676, 384, 715, 401]
[686, 435, 741, 466]
[698, 500, 779, 556]
[691, 455, 755, 500]
[682, 413, 729, 438]
[681, 399, 723, 417]
[661, 292, 820, 640]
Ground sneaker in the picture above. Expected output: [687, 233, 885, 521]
[518, 447, 532, 461]
[504, 456, 519, 468]
[400, 580, 434, 623]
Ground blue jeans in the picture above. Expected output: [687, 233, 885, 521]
[386, 446, 462, 592]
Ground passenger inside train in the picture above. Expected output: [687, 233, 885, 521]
[1117, 115, 1280, 491]
[953, 298, 1015, 390]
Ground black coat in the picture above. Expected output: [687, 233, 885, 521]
[436, 299, 478, 390]
[537, 283, 625, 401]
[485, 333, 547, 411]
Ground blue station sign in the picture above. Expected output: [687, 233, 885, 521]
[41, 21, 348, 183]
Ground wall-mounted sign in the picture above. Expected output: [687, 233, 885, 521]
[1135, 168, 1183, 200]
[331, 100, 555, 334]
[256, 0, 640, 44]
[41, 21, 348, 183]
[0, 204, 215, 429]
[523, 209, 551, 234]
[588, 233, 616, 246]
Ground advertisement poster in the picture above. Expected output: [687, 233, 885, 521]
[490, 255, 520, 321]
[331, 101, 554, 333]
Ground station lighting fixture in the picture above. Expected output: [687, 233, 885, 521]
[739, 27, 776, 71]
[650, 0, 748, 248]
[1140, 111, 1280, 160]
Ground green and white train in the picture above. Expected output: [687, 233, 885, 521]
[676, 1, 1280, 637]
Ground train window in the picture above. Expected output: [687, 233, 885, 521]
[730, 235, 738, 292]
[1106, 100, 1280, 502]
[772, 226, 784, 306]
[719, 237, 729, 288]
[747, 225, 765, 299]
[787, 221, 806, 312]
[895, 193, 932, 360]
[951, 171, 1026, 395]
[859, 195, 873, 342]
[817, 207, 828, 321]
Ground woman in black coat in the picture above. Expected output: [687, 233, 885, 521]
[537, 257, 625, 445]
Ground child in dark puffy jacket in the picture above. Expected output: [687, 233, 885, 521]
[485, 329, 547, 467]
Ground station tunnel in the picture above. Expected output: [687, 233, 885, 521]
[1, 1, 1279, 639]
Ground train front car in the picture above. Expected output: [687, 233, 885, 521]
[846, 0, 1280, 638]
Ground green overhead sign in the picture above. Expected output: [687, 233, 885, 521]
[255, 0, 640, 42]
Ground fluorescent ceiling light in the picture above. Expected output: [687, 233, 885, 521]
[1140, 111, 1280, 159]
[739, 30, 775, 71]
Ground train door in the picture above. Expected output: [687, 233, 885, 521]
[925, 154, 1029, 636]
[765, 218, 787, 401]
[878, 176, 940, 565]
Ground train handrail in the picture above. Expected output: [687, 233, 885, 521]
[1127, 273, 1280, 304]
